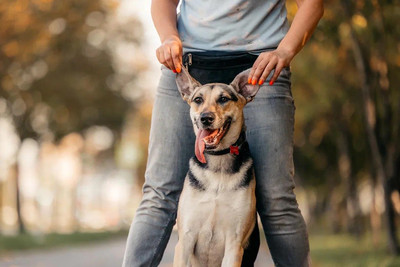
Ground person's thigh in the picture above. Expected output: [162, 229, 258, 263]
[244, 68, 310, 266]
[122, 66, 195, 267]
[140, 66, 195, 217]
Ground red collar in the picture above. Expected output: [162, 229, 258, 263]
[204, 131, 245, 156]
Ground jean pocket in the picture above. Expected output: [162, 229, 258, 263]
[253, 67, 292, 100]
[157, 65, 181, 98]
[160, 65, 176, 77]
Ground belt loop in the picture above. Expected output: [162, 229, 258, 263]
[184, 53, 192, 70]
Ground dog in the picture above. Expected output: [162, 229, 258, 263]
[173, 67, 261, 267]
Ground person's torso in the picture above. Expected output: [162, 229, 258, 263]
[177, 0, 289, 53]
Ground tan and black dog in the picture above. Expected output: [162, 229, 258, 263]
[173, 67, 260, 267]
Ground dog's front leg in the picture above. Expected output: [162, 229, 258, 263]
[173, 241, 184, 267]
[221, 242, 244, 267]
[173, 232, 196, 267]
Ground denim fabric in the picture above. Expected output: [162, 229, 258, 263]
[122, 63, 310, 267]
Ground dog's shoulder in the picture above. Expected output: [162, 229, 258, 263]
[187, 141, 255, 192]
[227, 141, 252, 173]
[187, 166, 207, 191]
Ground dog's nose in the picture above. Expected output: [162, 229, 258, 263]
[200, 112, 215, 126]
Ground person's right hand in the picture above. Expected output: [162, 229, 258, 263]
[156, 35, 182, 73]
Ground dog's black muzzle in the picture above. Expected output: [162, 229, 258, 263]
[200, 112, 215, 127]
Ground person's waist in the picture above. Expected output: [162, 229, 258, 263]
[182, 51, 268, 69]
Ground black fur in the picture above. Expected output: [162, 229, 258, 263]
[241, 222, 260, 267]
[236, 165, 254, 189]
[192, 141, 252, 175]
[192, 156, 208, 169]
[188, 169, 206, 191]
[228, 142, 252, 174]
[227, 90, 239, 102]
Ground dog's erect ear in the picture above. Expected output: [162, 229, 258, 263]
[176, 67, 201, 102]
[230, 69, 260, 102]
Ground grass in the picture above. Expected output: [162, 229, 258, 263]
[310, 232, 400, 267]
[0, 229, 128, 253]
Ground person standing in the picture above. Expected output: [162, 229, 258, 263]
[123, 0, 324, 266]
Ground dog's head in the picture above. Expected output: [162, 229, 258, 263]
[176, 67, 260, 163]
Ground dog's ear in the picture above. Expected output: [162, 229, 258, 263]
[176, 67, 201, 102]
[230, 69, 260, 102]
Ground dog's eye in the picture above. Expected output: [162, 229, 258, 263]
[194, 97, 203, 104]
[218, 96, 230, 104]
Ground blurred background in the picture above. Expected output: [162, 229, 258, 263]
[0, 0, 399, 266]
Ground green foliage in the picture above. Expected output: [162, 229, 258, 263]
[291, 0, 400, 194]
[287, 2, 400, 247]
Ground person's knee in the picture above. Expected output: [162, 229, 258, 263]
[136, 182, 180, 218]
[256, 185, 306, 233]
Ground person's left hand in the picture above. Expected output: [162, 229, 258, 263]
[248, 48, 295, 86]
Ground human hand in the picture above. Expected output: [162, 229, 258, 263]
[248, 48, 295, 85]
[156, 35, 182, 73]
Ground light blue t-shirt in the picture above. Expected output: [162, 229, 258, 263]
[177, 0, 289, 52]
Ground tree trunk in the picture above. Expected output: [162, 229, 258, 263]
[337, 130, 362, 236]
[14, 163, 26, 234]
[340, 0, 399, 255]
[349, 29, 399, 254]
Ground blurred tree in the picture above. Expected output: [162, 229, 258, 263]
[339, 0, 400, 254]
[290, 0, 400, 255]
[0, 0, 145, 233]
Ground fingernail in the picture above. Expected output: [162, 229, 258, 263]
[258, 79, 264, 85]
[173, 69, 177, 73]
[252, 79, 257, 85]
[176, 67, 181, 73]
[269, 80, 274, 85]
[248, 78, 252, 84]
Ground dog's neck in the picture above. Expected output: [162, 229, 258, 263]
[195, 126, 250, 173]
[204, 130, 246, 156]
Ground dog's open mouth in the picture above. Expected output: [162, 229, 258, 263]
[203, 119, 231, 149]
[195, 119, 231, 163]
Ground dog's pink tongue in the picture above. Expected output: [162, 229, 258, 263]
[195, 129, 213, 163]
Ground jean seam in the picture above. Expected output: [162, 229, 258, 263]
[149, 211, 177, 267]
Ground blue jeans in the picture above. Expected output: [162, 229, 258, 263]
[122, 61, 310, 266]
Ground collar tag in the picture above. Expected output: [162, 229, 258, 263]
[230, 146, 239, 155]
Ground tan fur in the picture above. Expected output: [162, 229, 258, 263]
[174, 82, 257, 267]
[189, 85, 246, 151]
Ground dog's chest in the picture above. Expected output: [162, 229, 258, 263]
[176, 147, 257, 266]
[189, 156, 253, 192]
[179, 156, 255, 228]
[191, 184, 253, 221]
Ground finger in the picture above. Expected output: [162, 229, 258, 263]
[178, 43, 183, 72]
[251, 57, 271, 85]
[248, 54, 266, 83]
[270, 61, 285, 85]
[260, 58, 278, 85]
[171, 44, 182, 73]
[157, 48, 168, 69]
[163, 47, 175, 71]
[156, 48, 162, 64]
[178, 47, 183, 72]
